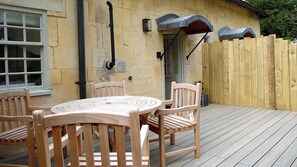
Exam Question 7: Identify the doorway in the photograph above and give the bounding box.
[164,34,184,100]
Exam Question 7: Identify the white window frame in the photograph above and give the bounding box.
[0,5,50,96]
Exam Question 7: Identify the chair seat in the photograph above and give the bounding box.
[148,115,196,134]
[0,125,28,144]
[74,152,149,167]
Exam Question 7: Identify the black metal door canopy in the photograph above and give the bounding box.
[156,14,213,60]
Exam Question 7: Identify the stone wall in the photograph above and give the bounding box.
[0,0,261,105]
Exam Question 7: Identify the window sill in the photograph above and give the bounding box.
[30,89,51,96]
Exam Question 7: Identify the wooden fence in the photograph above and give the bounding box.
[202,35,297,111]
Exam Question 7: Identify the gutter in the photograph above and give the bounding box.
[228,0,268,18]
[75,0,87,99]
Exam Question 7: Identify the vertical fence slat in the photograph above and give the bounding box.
[239,39,246,106]
[257,37,265,108]
[267,35,276,109]
[233,39,240,106]
[244,38,252,106]
[219,42,224,104]
[228,40,235,105]
[223,40,229,104]
[263,37,271,109]
[290,43,297,111]
[251,38,258,107]
[282,40,291,110]
[202,44,210,95]
[208,42,213,103]
[211,41,219,103]
[274,38,284,109]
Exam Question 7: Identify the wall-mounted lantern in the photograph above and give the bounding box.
[142,18,152,32]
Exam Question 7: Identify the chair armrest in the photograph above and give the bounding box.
[29,105,51,112]
[0,115,33,122]
[162,100,173,106]
[155,105,198,116]
[29,106,53,115]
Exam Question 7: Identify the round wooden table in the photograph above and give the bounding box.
[52,96,161,151]
[51,96,162,117]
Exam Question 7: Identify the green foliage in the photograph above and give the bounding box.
[247,0,297,40]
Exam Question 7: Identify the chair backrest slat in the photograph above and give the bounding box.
[114,126,126,167]
[34,110,143,167]
[99,124,110,166]
[83,123,95,167]
[52,126,64,167]
[8,97,17,129]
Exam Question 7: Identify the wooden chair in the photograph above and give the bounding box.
[0,89,76,167]
[148,82,202,167]
[0,89,52,167]
[91,81,126,97]
[34,109,150,167]
[91,81,128,150]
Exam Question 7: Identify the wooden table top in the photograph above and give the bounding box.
[51,96,162,115]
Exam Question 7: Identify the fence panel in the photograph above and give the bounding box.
[203,35,296,111]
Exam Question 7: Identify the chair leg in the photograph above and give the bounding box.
[194,128,200,158]
[28,142,35,167]
[159,131,166,167]
[27,123,35,167]
[170,133,175,145]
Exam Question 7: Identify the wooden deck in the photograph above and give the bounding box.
[151,104,297,167]
[1,104,297,166]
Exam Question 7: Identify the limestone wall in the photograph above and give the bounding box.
[0,0,261,105]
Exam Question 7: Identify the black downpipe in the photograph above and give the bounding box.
[76,0,86,99]
[106,1,115,70]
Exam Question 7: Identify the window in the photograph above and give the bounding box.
[0,5,50,95]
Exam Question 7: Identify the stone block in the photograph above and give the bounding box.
[57,19,78,48]
[114,25,123,49]
[54,47,78,69]
[123,0,154,13]
[64,0,77,23]
[146,30,164,52]
[61,69,79,84]
[102,25,111,49]
[50,69,62,85]
[51,84,79,104]
[130,65,156,79]
[48,17,58,47]
[114,8,132,29]
[87,67,98,82]
[133,50,154,66]
[155,0,171,14]
[85,23,103,49]
[88,1,109,24]
[117,47,133,60]
[122,27,146,51]
[48,46,54,69]
[91,48,110,68]
[85,48,92,68]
